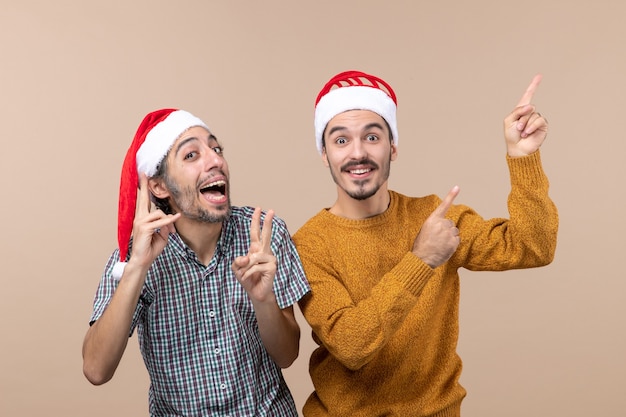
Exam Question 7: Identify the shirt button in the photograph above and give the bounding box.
[208,310,216,318]
[214,348,221,355]
[220,383,226,390]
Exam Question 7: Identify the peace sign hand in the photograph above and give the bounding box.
[412,186,461,269]
[128,174,180,271]
[504,74,549,157]
[232,208,278,303]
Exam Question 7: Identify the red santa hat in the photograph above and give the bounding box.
[112,108,208,279]
[314,70,398,155]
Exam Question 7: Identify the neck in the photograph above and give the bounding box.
[329,186,391,220]
[174,217,223,265]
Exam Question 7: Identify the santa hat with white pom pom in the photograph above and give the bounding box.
[112,108,208,279]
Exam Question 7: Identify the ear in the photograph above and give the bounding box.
[148,177,170,199]
[321,147,330,167]
[390,142,398,162]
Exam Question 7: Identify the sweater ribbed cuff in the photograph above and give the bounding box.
[506,150,548,188]
[392,252,434,297]
[432,400,462,417]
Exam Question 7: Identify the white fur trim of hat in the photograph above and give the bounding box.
[313,70,398,155]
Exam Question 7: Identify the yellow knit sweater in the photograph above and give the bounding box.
[293,151,558,417]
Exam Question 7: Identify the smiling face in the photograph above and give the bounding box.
[322,110,397,202]
[150,126,231,223]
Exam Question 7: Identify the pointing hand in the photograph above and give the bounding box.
[504,74,549,157]
[129,174,180,269]
[412,186,461,269]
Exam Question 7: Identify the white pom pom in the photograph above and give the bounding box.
[112,261,127,281]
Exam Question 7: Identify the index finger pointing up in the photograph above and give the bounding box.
[260,209,274,252]
[250,207,262,244]
[137,173,152,216]
[433,185,460,218]
[516,74,543,107]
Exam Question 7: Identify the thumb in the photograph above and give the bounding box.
[432,186,460,218]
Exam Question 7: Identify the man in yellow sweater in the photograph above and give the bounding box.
[292,70,558,417]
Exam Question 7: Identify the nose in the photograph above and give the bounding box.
[202,146,224,171]
[349,138,367,160]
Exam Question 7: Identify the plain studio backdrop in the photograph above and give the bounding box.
[1,1,624,416]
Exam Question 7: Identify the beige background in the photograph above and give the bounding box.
[1,1,624,416]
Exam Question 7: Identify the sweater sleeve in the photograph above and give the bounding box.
[450,150,559,270]
[294,223,434,371]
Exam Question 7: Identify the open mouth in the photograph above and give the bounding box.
[342,159,377,177]
[200,179,227,201]
[349,168,372,175]
[344,166,375,178]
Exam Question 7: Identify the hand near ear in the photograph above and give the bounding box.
[128,174,180,270]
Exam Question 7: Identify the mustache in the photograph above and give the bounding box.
[197,169,228,187]
[341,159,379,171]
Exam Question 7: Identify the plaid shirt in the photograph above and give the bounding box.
[90,206,310,416]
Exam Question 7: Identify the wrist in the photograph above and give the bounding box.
[250,290,278,308]
[119,258,150,283]
[506,146,528,158]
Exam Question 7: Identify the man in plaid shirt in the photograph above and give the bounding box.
[83,108,310,416]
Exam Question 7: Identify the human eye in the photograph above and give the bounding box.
[335,137,347,145]
[184,150,198,160]
[211,146,223,155]
[365,134,379,142]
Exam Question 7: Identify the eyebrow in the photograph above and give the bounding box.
[173,134,218,157]
[326,122,386,138]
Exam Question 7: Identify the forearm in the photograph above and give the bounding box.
[302,253,432,370]
[456,151,558,270]
[506,151,558,263]
[253,300,300,368]
[82,262,147,384]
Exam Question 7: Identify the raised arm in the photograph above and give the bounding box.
[82,174,179,385]
[452,75,557,270]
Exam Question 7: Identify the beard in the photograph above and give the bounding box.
[165,174,231,223]
[329,155,392,201]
